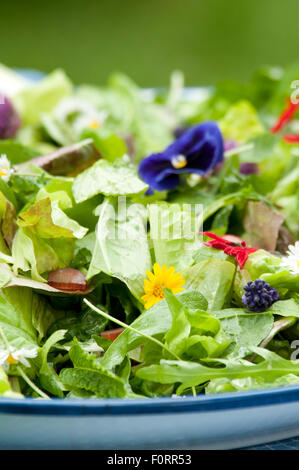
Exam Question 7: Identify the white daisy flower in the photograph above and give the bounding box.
[72,111,107,136]
[0,347,38,368]
[54,97,107,136]
[281,242,299,274]
[0,154,12,182]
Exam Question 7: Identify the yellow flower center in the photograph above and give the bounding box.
[6,354,18,364]
[0,166,8,176]
[297,260,299,269]
[89,121,100,129]
[152,284,164,300]
[171,154,187,169]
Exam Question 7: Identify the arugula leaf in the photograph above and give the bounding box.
[101,290,208,369]
[39,330,67,397]
[136,347,299,393]
[163,289,191,357]
[60,338,127,398]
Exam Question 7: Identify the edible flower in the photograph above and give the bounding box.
[202,232,258,269]
[242,279,279,312]
[138,122,224,191]
[271,99,299,143]
[0,347,38,368]
[142,263,185,310]
[281,241,299,274]
[0,95,21,139]
[0,154,12,182]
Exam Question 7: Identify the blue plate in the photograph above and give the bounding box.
[1,386,299,449]
[1,70,298,450]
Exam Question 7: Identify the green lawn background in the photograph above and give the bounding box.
[1,0,298,86]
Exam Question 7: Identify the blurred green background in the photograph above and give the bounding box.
[1,0,298,87]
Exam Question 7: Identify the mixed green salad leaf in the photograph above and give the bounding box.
[0,63,298,400]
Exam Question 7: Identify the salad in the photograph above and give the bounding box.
[0,63,298,400]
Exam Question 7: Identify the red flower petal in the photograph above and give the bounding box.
[202,232,258,269]
[271,100,299,134]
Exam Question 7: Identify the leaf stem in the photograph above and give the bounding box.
[16,365,50,400]
[83,298,181,361]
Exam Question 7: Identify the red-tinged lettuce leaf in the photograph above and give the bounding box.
[18,197,88,239]
[27,139,101,176]
[0,191,17,249]
[243,201,285,251]
[0,262,93,296]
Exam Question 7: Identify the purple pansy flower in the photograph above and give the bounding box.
[138,121,224,191]
[0,95,22,139]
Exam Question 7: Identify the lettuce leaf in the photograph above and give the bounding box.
[149,202,202,272]
[219,101,264,142]
[182,259,236,310]
[14,69,73,125]
[0,287,43,350]
[87,199,151,298]
[18,197,88,239]
[72,157,148,203]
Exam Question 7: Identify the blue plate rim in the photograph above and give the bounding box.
[1,384,299,416]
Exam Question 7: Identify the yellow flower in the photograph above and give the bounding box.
[141,263,185,310]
